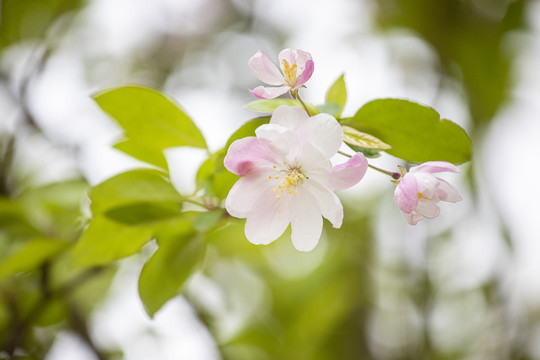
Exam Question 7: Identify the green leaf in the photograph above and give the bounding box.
[317,103,342,117]
[0,238,70,278]
[344,99,472,164]
[348,146,382,159]
[71,216,156,268]
[245,99,319,115]
[225,117,269,148]
[325,74,347,117]
[93,85,207,167]
[104,202,181,225]
[193,209,225,232]
[113,139,169,171]
[341,125,392,150]
[138,221,206,317]
[89,169,182,215]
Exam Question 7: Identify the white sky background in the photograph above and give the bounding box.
[2,0,539,358]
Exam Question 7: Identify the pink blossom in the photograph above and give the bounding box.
[248,49,314,99]
[393,161,462,225]
[224,106,367,251]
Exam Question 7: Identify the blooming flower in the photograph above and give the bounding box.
[393,161,462,225]
[224,106,367,251]
[248,49,314,99]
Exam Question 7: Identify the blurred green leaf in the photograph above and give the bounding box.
[193,209,225,232]
[113,138,169,171]
[104,202,181,225]
[89,169,181,215]
[317,103,342,117]
[93,86,207,168]
[325,74,347,117]
[71,216,155,268]
[0,198,40,241]
[342,125,392,150]
[225,117,269,148]
[344,99,471,164]
[0,238,70,277]
[138,221,205,317]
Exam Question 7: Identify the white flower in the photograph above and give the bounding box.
[224,106,367,251]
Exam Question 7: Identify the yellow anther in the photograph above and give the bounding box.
[274,175,279,179]
[272,165,277,169]
[417,192,431,200]
[268,175,272,179]
[276,194,282,199]
[281,60,298,85]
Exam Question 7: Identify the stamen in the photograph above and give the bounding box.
[281,60,298,86]
[273,167,305,200]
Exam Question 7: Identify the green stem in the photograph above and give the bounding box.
[337,151,401,179]
[296,94,312,116]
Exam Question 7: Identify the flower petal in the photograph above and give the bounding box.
[225,172,275,218]
[435,178,462,203]
[413,172,440,199]
[248,51,285,86]
[249,85,291,99]
[401,211,425,226]
[269,105,309,130]
[244,191,293,245]
[255,124,299,161]
[304,179,343,228]
[224,137,276,176]
[290,192,323,251]
[415,199,440,218]
[329,153,368,190]
[295,113,343,158]
[293,59,314,89]
[411,161,460,174]
[394,173,418,213]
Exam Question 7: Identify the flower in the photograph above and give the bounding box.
[393,161,462,225]
[224,106,367,251]
[248,49,314,99]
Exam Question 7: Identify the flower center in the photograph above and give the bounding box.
[269,165,305,200]
[417,192,431,200]
[281,59,298,86]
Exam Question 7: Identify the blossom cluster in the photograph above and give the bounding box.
[224,49,462,251]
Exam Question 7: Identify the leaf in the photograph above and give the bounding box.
[71,216,156,268]
[317,103,342,117]
[89,169,182,215]
[342,125,392,150]
[344,99,472,164]
[93,85,207,167]
[225,117,269,148]
[104,202,181,225]
[245,99,319,115]
[138,221,205,317]
[0,238,70,278]
[193,209,225,232]
[325,74,347,117]
[113,139,169,171]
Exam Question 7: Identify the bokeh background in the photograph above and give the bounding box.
[1,0,540,359]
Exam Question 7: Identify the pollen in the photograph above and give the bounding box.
[281,59,298,86]
[273,167,305,200]
[417,192,431,200]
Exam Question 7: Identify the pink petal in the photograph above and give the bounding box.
[244,190,293,245]
[329,153,368,190]
[224,137,276,176]
[255,124,300,160]
[394,173,418,213]
[290,192,323,251]
[295,112,343,158]
[248,51,285,86]
[413,172,440,199]
[402,211,425,226]
[415,199,440,219]
[435,178,462,203]
[304,179,343,228]
[278,48,296,67]
[225,173,275,218]
[249,85,291,99]
[411,161,460,174]
[293,59,314,89]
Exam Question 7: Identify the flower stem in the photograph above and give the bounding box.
[291,91,312,116]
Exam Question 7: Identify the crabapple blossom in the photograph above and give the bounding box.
[224,106,367,251]
[248,49,314,99]
[393,161,462,225]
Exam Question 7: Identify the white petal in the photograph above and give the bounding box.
[295,113,343,158]
[401,211,425,226]
[248,51,285,86]
[244,191,293,245]
[249,85,290,99]
[290,192,323,251]
[435,178,462,203]
[270,105,309,130]
[304,179,343,228]
[411,161,460,174]
[255,124,299,161]
[225,172,275,218]
[415,198,441,219]
[413,172,439,199]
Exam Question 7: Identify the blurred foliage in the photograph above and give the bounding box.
[0,0,535,359]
